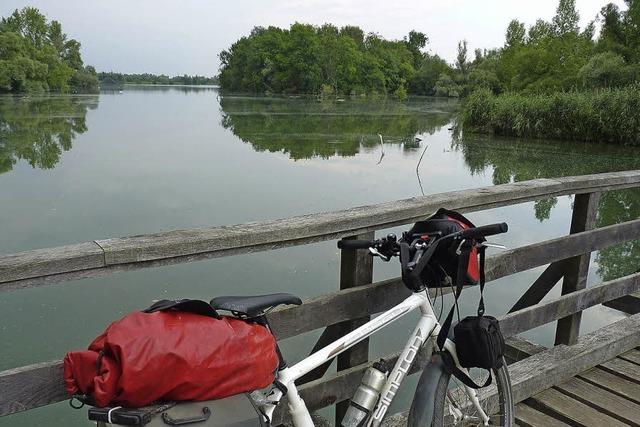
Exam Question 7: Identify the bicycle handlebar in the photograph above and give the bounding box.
[337,239,375,250]
[336,222,508,252]
[459,222,508,240]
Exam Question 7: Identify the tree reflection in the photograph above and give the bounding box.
[454,133,640,281]
[219,95,457,160]
[0,95,98,174]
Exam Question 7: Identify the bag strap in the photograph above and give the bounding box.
[477,245,486,316]
[143,299,221,319]
[440,351,492,389]
[436,240,471,351]
[436,241,493,389]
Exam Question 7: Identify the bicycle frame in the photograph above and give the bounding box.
[258,290,490,427]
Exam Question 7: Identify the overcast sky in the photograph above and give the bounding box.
[0,0,627,76]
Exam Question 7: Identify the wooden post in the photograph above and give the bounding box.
[554,192,601,346]
[335,232,374,424]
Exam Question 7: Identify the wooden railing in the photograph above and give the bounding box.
[1,171,640,424]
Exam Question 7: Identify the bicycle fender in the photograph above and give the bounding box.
[407,353,448,427]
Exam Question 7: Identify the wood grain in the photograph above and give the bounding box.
[515,403,572,427]
[527,387,627,427]
[554,376,640,425]
[555,192,600,345]
[500,272,640,338]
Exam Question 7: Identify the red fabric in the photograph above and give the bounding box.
[446,216,480,283]
[64,311,279,407]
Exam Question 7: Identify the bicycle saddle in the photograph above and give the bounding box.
[210,293,302,317]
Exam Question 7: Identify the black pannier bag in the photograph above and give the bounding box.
[454,315,505,370]
[406,209,506,389]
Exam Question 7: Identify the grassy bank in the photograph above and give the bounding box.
[462,86,640,145]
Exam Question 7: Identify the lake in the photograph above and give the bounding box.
[1,87,639,426]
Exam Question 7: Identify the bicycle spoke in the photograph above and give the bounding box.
[442,370,505,427]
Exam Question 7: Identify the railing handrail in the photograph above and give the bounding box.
[2,170,640,289]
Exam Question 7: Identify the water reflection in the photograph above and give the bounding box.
[455,134,640,281]
[219,95,457,160]
[0,95,98,174]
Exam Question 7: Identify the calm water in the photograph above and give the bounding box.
[1,87,639,426]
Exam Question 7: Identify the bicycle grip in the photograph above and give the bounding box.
[460,222,508,239]
[337,239,374,250]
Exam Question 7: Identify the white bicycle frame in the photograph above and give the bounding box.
[258,290,491,427]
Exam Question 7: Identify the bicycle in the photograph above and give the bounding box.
[90,220,514,427]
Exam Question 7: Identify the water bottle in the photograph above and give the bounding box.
[340,360,388,427]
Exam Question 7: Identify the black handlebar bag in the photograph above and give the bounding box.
[404,208,485,289]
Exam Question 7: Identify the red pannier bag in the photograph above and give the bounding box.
[405,208,483,288]
[63,300,279,408]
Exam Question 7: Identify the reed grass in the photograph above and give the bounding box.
[462,85,640,145]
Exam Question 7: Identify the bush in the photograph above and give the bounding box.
[578,52,630,88]
[394,85,408,101]
[462,85,640,145]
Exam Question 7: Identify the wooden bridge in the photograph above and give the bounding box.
[1,171,640,426]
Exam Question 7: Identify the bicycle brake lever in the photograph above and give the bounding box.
[479,242,507,250]
[369,247,391,261]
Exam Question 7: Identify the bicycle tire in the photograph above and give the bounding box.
[417,357,514,426]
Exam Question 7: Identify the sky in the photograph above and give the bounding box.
[0,0,628,76]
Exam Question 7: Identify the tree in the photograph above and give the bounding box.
[578,51,629,87]
[553,0,580,35]
[456,40,469,79]
[0,7,97,93]
[505,20,526,49]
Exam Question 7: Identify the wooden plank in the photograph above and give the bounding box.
[604,291,640,314]
[619,349,640,365]
[528,388,628,427]
[578,367,640,405]
[600,357,640,384]
[484,218,640,282]
[267,277,411,340]
[3,171,640,287]
[485,313,640,407]
[555,192,601,345]
[335,232,374,424]
[0,360,66,417]
[0,242,105,287]
[508,261,566,313]
[515,403,572,427]
[500,272,640,338]
[504,336,547,364]
[4,216,640,295]
[555,376,640,425]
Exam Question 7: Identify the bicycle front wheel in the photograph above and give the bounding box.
[420,357,514,426]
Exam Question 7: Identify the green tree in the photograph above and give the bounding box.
[578,51,629,87]
[0,7,98,93]
[505,20,526,49]
[553,0,580,35]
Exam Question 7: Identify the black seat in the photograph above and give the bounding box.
[210,293,302,317]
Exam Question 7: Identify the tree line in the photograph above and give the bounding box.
[218,24,434,98]
[218,0,640,97]
[0,7,218,94]
[98,72,218,86]
[0,7,99,93]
